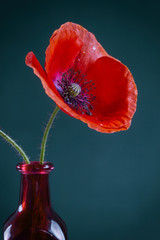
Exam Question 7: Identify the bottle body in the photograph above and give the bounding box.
[4,208,67,240]
[3,162,67,240]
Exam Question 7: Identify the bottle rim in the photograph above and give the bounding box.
[16,161,54,174]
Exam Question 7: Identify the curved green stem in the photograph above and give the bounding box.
[40,106,59,164]
[0,130,30,164]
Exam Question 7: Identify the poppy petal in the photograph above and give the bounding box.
[82,56,138,132]
[25,52,58,101]
[45,22,108,86]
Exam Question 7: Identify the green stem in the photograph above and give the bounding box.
[40,106,59,164]
[0,130,30,164]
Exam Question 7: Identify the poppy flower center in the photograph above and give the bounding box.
[57,68,96,115]
[68,83,81,97]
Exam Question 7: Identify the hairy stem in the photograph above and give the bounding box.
[0,130,30,164]
[40,106,59,164]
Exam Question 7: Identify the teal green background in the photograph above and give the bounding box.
[0,0,160,239]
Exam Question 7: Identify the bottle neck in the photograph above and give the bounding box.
[19,173,51,210]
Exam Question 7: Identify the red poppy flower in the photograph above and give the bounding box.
[25,22,137,133]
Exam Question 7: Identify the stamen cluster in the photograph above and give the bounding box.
[57,69,95,115]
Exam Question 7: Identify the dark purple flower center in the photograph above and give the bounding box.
[57,68,95,115]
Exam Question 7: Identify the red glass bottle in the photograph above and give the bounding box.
[3,161,68,240]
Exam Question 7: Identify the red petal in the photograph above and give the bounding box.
[25,52,47,82]
[83,56,138,132]
[25,52,58,101]
[45,22,108,83]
